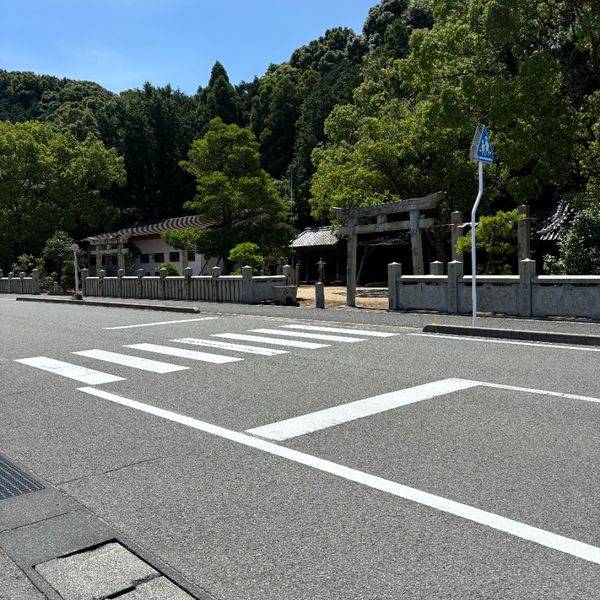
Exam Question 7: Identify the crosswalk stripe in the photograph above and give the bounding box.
[73,350,187,373]
[213,333,329,350]
[173,338,288,356]
[126,343,242,364]
[15,357,124,385]
[249,328,364,343]
[282,325,397,337]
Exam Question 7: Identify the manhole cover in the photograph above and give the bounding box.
[0,455,44,500]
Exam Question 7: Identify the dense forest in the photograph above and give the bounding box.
[1,0,599,273]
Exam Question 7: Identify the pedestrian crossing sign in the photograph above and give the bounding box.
[470,126,494,164]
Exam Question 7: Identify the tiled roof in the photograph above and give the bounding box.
[537,201,575,242]
[84,215,209,243]
[290,227,339,248]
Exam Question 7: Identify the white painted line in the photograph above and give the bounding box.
[213,333,329,350]
[173,338,288,356]
[103,317,218,330]
[409,333,600,352]
[78,386,600,566]
[247,379,479,440]
[283,324,397,337]
[126,343,242,364]
[474,380,600,405]
[15,357,124,385]
[249,328,364,343]
[73,350,187,373]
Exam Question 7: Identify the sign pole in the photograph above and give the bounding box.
[471,160,483,327]
[71,244,80,295]
[469,125,494,328]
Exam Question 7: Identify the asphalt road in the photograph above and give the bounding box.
[2,297,600,599]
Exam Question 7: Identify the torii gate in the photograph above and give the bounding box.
[333,191,445,307]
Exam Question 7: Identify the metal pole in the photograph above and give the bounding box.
[471,160,484,326]
[73,249,79,295]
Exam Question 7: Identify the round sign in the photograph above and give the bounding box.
[71,243,79,252]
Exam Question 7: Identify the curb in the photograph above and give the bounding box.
[15,297,201,314]
[422,324,600,347]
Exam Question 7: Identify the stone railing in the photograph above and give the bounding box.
[0,269,40,294]
[81,265,297,305]
[388,260,600,320]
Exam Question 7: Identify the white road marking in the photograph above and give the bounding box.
[410,333,600,352]
[103,317,217,330]
[73,350,187,373]
[126,343,242,364]
[474,380,600,405]
[246,379,479,440]
[283,324,398,337]
[15,357,124,385]
[173,338,288,356]
[78,386,600,566]
[213,333,329,349]
[249,328,364,343]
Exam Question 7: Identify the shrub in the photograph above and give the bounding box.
[158,262,181,276]
[558,208,600,275]
[228,242,264,272]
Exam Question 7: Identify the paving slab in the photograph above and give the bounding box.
[35,542,159,600]
[119,576,195,599]
[0,547,45,600]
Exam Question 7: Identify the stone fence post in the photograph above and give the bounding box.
[241,266,254,304]
[31,269,40,294]
[184,267,193,301]
[315,282,325,309]
[518,258,535,317]
[137,269,144,299]
[387,262,402,311]
[159,268,167,300]
[282,264,292,286]
[447,261,464,314]
[81,269,89,296]
[19,271,25,294]
[117,268,124,298]
[211,266,222,302]
[430,261,444,276]
[98,269,106,297]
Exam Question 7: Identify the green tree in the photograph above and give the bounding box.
[228,242,264,273]
[106,83,198,223]
[197,62,242,129]
[177,118,292,272]
[548,208,600,274]
[41,230,74,281]
[456,209,522,274]
[0,121,124,268]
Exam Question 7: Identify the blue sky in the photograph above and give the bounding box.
[1,0,377,94]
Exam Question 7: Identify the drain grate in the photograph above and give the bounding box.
[0,455,44,500]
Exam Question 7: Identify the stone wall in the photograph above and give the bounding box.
[81,265,297,305]
[0,270,39,294]
[388,260,600,320]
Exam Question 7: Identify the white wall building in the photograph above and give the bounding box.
[84,215,216,276]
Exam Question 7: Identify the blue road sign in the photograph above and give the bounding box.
[476,126,494,164]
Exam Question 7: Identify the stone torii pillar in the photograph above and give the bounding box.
[409,210,424,276]
[345,219,358,306]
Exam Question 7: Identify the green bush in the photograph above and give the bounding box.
[557,208,600,275]
[228,242,264,272]
[158,262,181,276]
[456,209,522,274]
